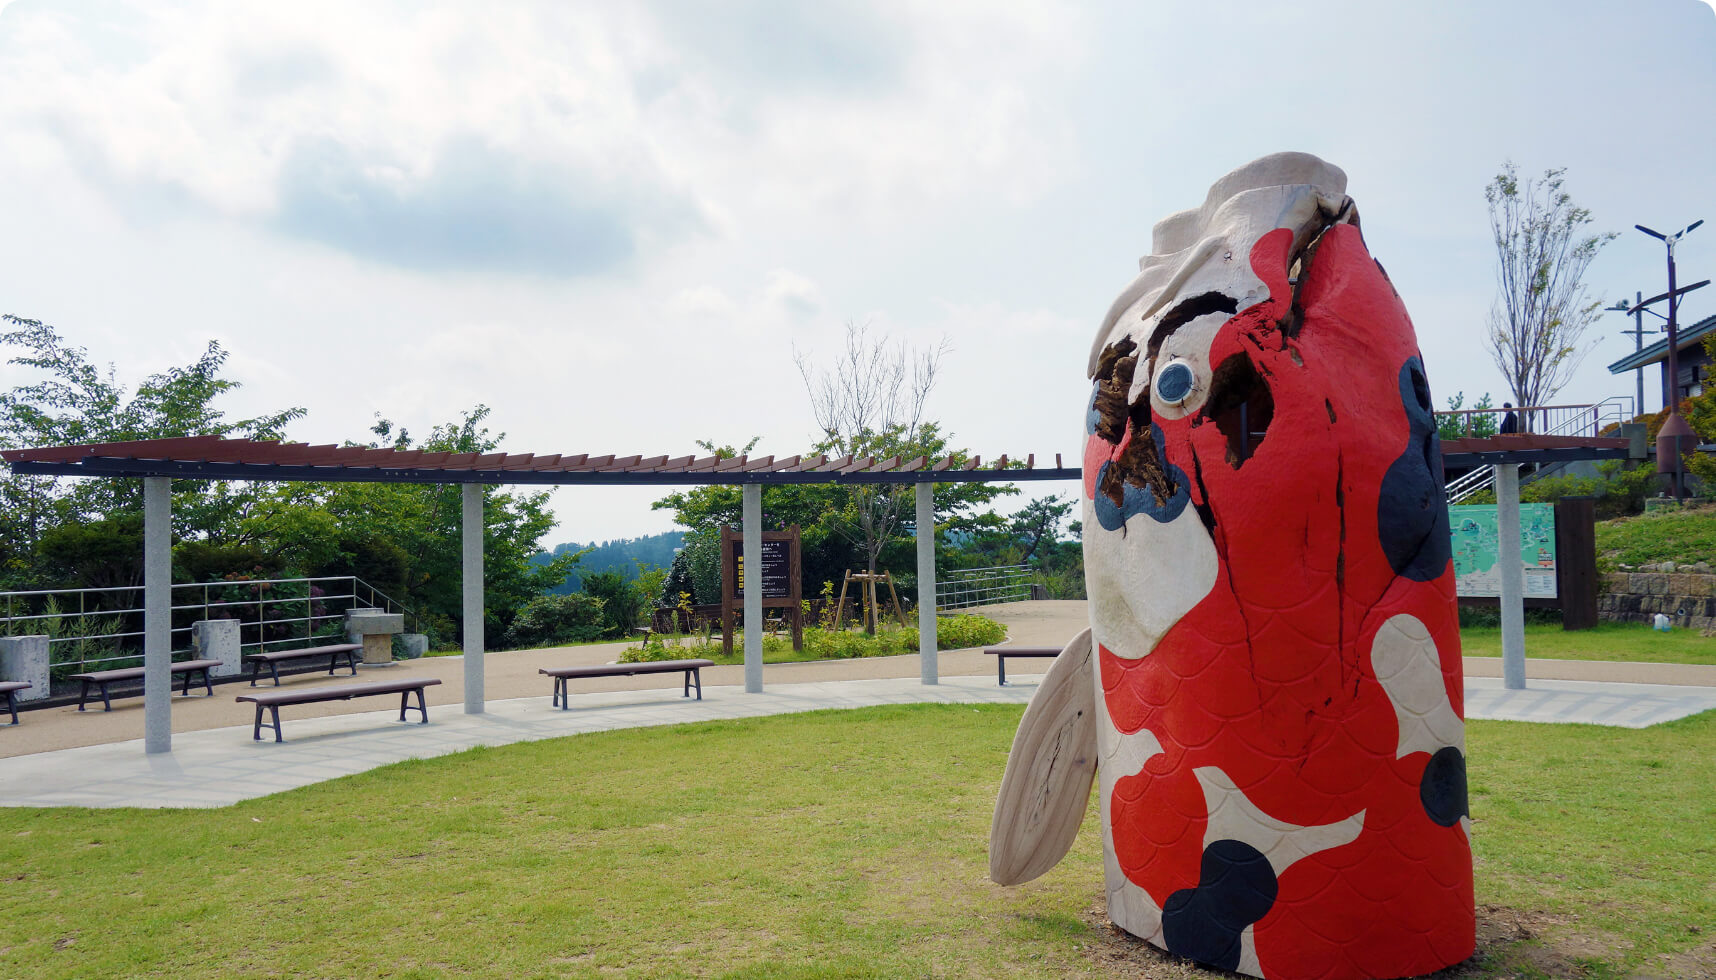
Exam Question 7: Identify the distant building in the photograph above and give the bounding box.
[1607,312,1714,409]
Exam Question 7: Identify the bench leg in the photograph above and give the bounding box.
[202,667,214,697]
[100,682,113,712]
[77,679,91,711]
[399,689,429,724]
[270,705,282,742]
[249,661,261,686]
[5,690,16,726]
[345,650,358,675]
[683,670,691,698]
[327,653,338,676]
[270,661,282,686]
[691,668,704,700]
[555,677,568,711]
[179,669,190,696]
[998,656,1007,686]
[252,704,264,740]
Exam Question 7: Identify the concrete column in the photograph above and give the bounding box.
[742,482,763,694]
[191,619,242,677]
[916,482,937,685]
[143,476,172,754]
[462,483,485,713]
[1494,463,1526,690]
[0,635,49,701]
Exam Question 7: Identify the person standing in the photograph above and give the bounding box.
[1499,402,1519,434]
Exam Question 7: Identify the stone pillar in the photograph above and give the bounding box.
[1494,463,1526,690]
[143,475,172,754]
[191,619,242,677]
[0,635,49,701]
[916,482,937,685]
[346,610,405,665]
[462,483,485,714]
[743,482,763,694]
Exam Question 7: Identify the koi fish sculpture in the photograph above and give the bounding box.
[990,153,1473,979]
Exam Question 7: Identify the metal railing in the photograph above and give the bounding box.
[937,564,1032,610]
[0,576,422,678]
[1439,397,1636,503]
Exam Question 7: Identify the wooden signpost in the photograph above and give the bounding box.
[720,524,803,655]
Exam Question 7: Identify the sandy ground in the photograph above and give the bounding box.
[4,599,1711,759]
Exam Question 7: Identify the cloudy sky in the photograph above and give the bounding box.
[2,0,1713,546]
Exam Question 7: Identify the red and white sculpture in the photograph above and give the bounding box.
[991,152,1473,980]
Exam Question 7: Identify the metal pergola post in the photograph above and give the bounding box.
[742,483,762,694]
[462,483,485,713]
[143,476,172,754]
[916,482,937,685]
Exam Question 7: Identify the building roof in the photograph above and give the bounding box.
[1,436,1080,485]
[1606,313,1716,375]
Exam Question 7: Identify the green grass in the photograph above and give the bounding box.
[2,705,1713,978]
[1595,507,1716,571]
[1460,621,1716,666]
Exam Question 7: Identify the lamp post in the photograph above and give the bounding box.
[1635,220,1703,499]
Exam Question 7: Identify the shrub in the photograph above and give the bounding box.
[505,593,606,649]
[905,613,1008,651]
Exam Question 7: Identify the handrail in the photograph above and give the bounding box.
[1439,396,1638,502]
[0,575,425,682]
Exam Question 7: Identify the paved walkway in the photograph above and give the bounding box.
[4,670,1715,809]
[3,602,1712,809]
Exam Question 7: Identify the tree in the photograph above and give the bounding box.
[1010,494,1073,563]
[1483,164,1616,428]
[1,314,305,589]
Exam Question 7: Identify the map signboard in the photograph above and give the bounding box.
[1449,503,1557,598]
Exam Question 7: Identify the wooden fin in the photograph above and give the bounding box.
[989,628,1097,886]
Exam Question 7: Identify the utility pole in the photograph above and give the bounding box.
[1604,292,1650,415]
[1635,220,1704,499]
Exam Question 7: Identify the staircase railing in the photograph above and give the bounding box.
[1439,397,1637,503]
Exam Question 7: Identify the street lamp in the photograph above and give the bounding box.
[1635,220,1703,499]
[1603,294,1649,417]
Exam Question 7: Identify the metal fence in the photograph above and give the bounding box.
[936,564,1032,610]
[0,576,421,677]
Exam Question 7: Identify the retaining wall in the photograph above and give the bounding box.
[1598,562,1716,632]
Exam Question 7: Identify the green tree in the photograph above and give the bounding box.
[1483,164,1617,426]
[1,314,305,589]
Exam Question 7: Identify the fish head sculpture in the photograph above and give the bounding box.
[993,152,1473,980]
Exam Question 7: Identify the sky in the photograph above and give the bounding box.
[2,0,1713,547]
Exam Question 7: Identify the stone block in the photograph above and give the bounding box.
[345,609,404,637]
[192,619,242,676]
[397,634,428,659]
[0,635,50,701]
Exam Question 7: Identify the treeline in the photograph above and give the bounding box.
[0,316,574,646]
[534,532,684,593]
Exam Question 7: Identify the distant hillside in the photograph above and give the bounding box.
[533,530,685,594]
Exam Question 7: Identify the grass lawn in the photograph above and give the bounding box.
[1460,621,1716,666]
[1595,507,1716,572]
[2,705,1712,979]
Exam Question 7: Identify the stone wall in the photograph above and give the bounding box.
[1598,561,1716,632]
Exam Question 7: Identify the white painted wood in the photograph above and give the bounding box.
[990,628,1096,885]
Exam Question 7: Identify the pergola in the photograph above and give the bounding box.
[3,431,1632,755]
[2,436,1079,754]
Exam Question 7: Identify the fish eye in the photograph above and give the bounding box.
[1154,361,1195,405]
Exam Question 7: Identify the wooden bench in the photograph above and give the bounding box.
[984,647,1061,686]
[540,658,715,710]
[69,659,223,711]
[243,643,363,686]
[0,681,31,725]
[235,677,443,742]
